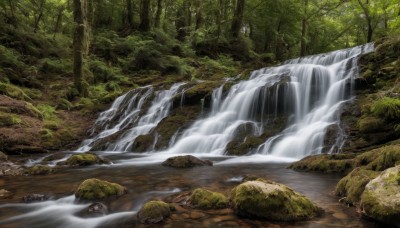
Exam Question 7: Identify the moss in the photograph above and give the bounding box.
[25,102,42,118]
[137,201,171,224]
[288,154,356,174]
[65,153,111,167]
[226,136,264,156]
[25,165,54,175]
[371,97,400,121]
[36,104,57,120]
[189,188,228,209]
[230,180,320,221]
[75,178,126,201]
[358,117,385,133]
[39,128,53,140]
[0,82,31,101]
[360,165,400,226]
[364,145,400,171]
[161,155,212,168]
[0,112,22,126]
[335,168,379,204]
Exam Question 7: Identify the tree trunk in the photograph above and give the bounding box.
[34,0,46,33]
[300,0,308,57]
[194,0,202,30]
[176,4,187,41]
[140,0,151,32]
[53,7,64,39]
[357,0,373,42]
[155,0,162,28]
[231,0,245,38]
[73,0,86,96]
[127,0,133,27]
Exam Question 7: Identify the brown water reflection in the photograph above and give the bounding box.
[0,156,382,227]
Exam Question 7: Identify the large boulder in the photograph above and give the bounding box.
[162,155,212,168]
[230,179,320,221]
[188,188,228,209]
[25,165,54,175]
[62,153,111,167]
[360,165,400,226]
[137,201,171,224]
[335,168,380,205]
[75,178,126,201]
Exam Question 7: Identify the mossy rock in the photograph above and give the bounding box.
[75,178,126,201]
[335,168,379,205]
[226,135,264,156]
[0,112,22,126]
[360,165,400,226]
[358,117,385,133]
[288,154,356,174]
[64,153,111,167]
[137,201,171,224]
[230,179,320,221]
[189,188,228,209]
[356,145,400,171]
[132,134,154,152]
[25,165,54,175]
[162,155,212,168]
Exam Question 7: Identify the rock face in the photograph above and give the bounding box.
[162,155,212,168]
[335,168,379,205]
[25,165,54,175]
[0,189,13,199]
[189,188,228,209]
[63,153,111,167]
[75,178,126,201]
[137,201,171,224]
[85,202,108,217]
[360,165,400,226]
[230,179,320,221]
[22,194,50,203]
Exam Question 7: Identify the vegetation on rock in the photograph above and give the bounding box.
[63,153,111,167]
[25,165,54,175]
[162,155,212,168]
[189,188,228,209]
[360,165,400,226]
[75,178,126,201]
[137,201,171,224]
[230,179,320,221]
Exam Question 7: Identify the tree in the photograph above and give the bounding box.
[73,0,86,95]
[231,0,245,38]
[139,0,150,32]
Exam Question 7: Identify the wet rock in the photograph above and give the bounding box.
[22,194,50,203]
[0,161,24,176]
[84,202,108,217]
[162,155,212,168]
[230,179,321,221]
[226,135,264,156]
[322,124,340,153]
[190,211,206,219]
[42,153,66,162]
[335,168,380,205]
[288,154,356,174]
[132,134,154,152]
[360,165,400,226]
[75,178,126,201]
[137,200,171,224]
[0,151,8,161]
[25,165,54,175]
[0,189,13,199]
[189,188,228,209]
[61,152,111,167]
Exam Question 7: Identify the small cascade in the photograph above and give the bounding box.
[166,43,374,158]
[77,43,373,160]
[77,83,185,152]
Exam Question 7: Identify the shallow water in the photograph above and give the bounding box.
[0,155,381,227]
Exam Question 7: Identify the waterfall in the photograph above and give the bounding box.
[77,43,374,160]
[166,43,374,158]
[77,83,186,152]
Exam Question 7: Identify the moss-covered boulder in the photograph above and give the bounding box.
[75,178,126,201]
[162,155,212,168]
[64,153,111,167]
[137,201,171,224]
[288,154,356,174]
[360,145,400,171]
[335,168,380,205]
[189,188,228,209]
[25,165,54,175]
[230,179,320,221]
[132,134,154,152]
[360,165,400,226]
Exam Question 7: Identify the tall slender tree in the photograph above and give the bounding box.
[139,0,150,32]
[73,0,86,95]
[231,0,245,38]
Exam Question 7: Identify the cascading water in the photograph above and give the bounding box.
[166,43,374,158]
[77,43,373,160]
[77,83,186,152]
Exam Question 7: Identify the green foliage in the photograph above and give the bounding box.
[371,97,400,120]
[189,188,228,209]
[0,112,22,126]
[358,117,385,133]
[36,104,57,120]
[0,82,32,101]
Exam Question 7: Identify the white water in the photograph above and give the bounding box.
[166,43,374,158]
[77,83,185,152]
[78,43,374,161]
